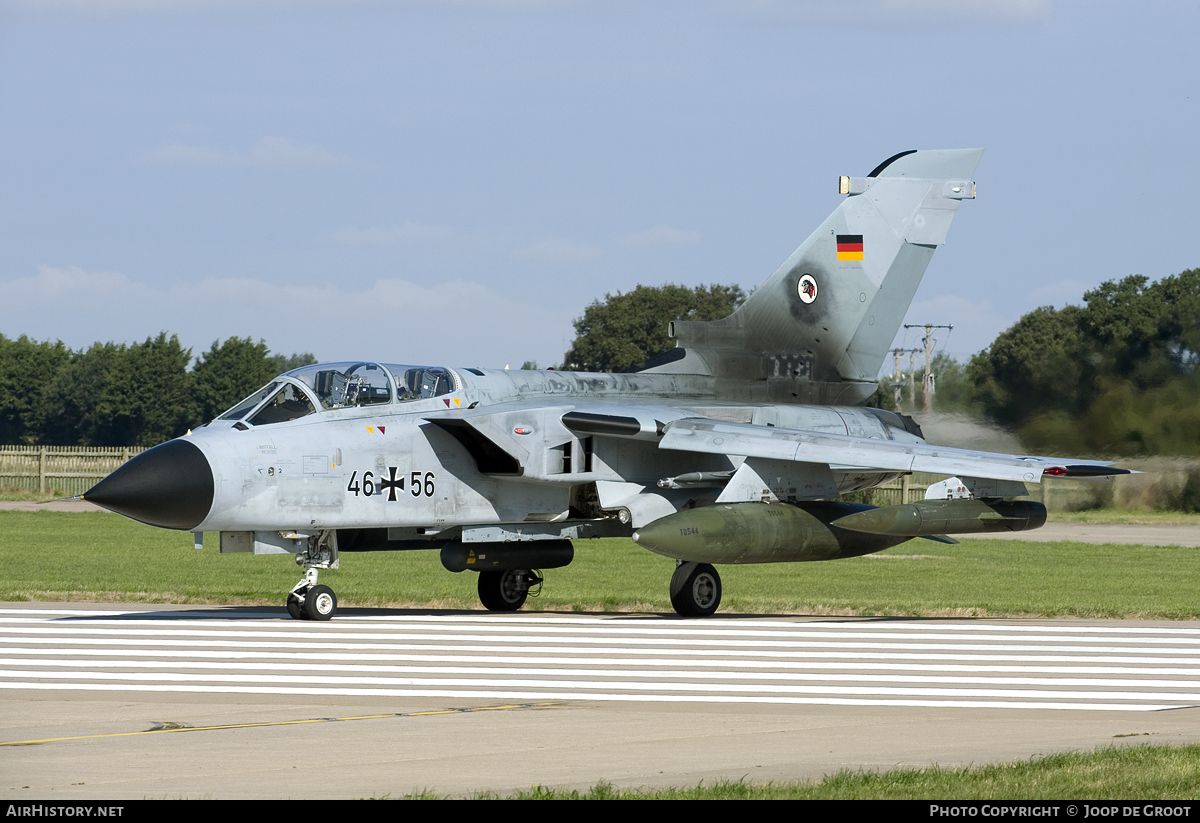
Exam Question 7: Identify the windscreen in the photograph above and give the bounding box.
[218,382,281,420]
[246,383,317,426]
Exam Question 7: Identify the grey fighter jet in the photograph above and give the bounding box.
[84,148,1127,620]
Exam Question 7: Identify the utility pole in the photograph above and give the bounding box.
[903,323,953,414]
[890,347,922,410]
[909,351,917,408]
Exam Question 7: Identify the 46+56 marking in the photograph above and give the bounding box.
[347,468,435,501]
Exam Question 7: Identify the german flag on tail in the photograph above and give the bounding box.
[836,234,863,261]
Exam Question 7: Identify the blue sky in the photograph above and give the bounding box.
[1,0,1196,371]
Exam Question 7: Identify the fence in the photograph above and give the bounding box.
[851,472,942,506]
[862,473,1090,508]
[2,445,1195,511]
[0,446,147,497]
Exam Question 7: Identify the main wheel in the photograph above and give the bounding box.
[478,570,528,612]
[286,591,306,620]
[670,562,722,617]
[303,584,337,621]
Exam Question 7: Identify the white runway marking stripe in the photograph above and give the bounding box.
[5,626,1200,656]
[5,666,1200,704]
[7,657,1200,690]
[0,681,1177,711]
[3,615,1200,645]
[8,635,1200,666]
[9,607,1200,638]
[4,608,1200,710]
[8,646,1200,675]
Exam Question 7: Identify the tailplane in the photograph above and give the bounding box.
[651,148,983,404]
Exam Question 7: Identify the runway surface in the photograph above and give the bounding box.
[6,606,1200,710]
[5,603,1200,798]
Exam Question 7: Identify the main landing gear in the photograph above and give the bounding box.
[670,561,722,617]
[477,569,542,612]
[440,540,568,614]
[286,531,339,621]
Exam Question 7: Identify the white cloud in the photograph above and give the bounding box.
[327,222,455,245]
[144,143,229,166]
[13,0,1049,17]
[8,0,579,14]
[617,224,701,247]
[515,237,600,261]
[880,0,1047,21]
[2,265,574,369]
[6,264,139,299]
[720,0,1049,28]
[145,137,350,170]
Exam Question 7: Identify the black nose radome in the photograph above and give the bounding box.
[84,439,214,530]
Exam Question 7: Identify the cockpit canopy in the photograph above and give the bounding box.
[294,362,392,409]
[216,362,457,427]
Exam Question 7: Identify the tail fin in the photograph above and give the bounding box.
[660,148,983,404]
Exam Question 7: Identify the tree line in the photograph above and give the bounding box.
[964,267,1200,456]
[874,268,1200,458]
[4,268,1199,455]
[0,334,313,447]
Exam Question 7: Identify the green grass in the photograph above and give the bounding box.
[4,510,1200,618]
[0,490,58,502]
[446,744,1200,799]
[1048,509,1200,525]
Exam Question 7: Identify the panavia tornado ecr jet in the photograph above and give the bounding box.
[83,148,1128,620]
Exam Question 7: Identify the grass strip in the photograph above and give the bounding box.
[408,744,1200,799]
[1048,510,1200,525]
[3,511,1200,618]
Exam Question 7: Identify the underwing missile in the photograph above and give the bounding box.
[632,502,910,564]
[831,498,1047,537]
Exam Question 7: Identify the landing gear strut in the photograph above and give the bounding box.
[286,531,339,621]
[477,569,542,612]
[670,561,722,617]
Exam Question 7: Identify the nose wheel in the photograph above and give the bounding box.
[286,569,338,621]
[303,585,337,620]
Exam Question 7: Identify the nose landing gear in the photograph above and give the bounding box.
[286,531,339,621]
[288,569,338,621]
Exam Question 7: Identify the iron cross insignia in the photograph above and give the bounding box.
[379,467,405,501]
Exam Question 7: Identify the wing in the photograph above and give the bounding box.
[421,400,1129,484]
[659,418,1128,483]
